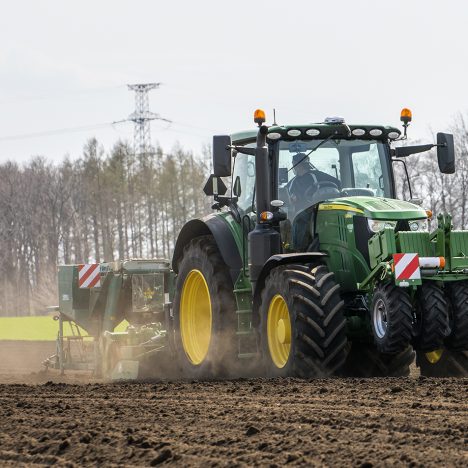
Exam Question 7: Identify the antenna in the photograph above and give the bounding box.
[273,108,277,126]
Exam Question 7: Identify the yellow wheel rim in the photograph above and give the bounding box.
[425,348,444,364]
[267,294,292,368]
[180,269,212,365]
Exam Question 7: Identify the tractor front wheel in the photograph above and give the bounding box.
[259,264,347,377]
[446,281,468,349]
[371,282,413,354]
[417,349,468,377]
[414,282,449,352]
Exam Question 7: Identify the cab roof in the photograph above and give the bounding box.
[231,123,401,145]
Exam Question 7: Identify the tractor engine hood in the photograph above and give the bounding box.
[319,196,427,220]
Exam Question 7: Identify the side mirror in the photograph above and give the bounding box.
[213,135,232,177]
[437,132,455,174]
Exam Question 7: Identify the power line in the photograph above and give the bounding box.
[152,123,209,139]
[0,121,126,142]
[0,119,214,143]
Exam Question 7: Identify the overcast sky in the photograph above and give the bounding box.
[0,0,466,163]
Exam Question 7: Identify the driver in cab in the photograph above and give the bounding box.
[287,153,341,213]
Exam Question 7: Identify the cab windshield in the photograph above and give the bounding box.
[277,139,392,219]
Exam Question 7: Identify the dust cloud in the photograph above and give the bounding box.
[0,341,60,384]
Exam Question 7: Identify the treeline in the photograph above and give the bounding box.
[0,139,211,316]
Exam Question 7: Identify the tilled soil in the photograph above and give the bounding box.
[0,376,466,467]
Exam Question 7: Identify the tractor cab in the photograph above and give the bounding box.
[227,116,453,216]
[231,128,395,215]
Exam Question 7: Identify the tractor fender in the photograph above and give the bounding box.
[252,252,327,325]
[172,215,243,285]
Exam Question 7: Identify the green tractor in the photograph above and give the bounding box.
[171,109,468,378]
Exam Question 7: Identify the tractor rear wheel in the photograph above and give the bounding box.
[173,235,237,379]
[417,349,468,377]
[342,343,414,377]
[446,281,468,349]
[414,282,449,352]
[259,264,347,377]
[371,282,413,354]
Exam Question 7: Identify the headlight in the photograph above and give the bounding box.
[368,219,397,233]
[408,219,429,232]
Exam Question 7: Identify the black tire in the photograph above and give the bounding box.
[417,349,468,377]
[371,282,413,354]
[342,343,414,377]
[173,235,237,379]
[446,281,468,349]
[259,264,347,377]
[414,282,449,351]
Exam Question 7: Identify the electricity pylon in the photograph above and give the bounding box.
[127,83,170,157]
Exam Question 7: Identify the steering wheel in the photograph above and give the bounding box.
[304,180,340,202]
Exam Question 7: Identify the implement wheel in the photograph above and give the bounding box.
[371,282,413,354]
[173,235,237,378]
[417,349,468,377]
[414,282,449,352]
[259,264,347,377]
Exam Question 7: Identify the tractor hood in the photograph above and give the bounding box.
[319,196,427,220]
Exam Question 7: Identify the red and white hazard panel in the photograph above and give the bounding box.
[78,264,101,288]
[393,253,421,285]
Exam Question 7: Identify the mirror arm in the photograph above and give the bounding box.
[392,143,435,158]
[228,145,256,156]
[212,195,238,209]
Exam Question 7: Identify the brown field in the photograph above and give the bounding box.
[0,341,467,466]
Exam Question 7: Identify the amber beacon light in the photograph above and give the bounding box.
[400,108,412,124]
[254,109,266,126]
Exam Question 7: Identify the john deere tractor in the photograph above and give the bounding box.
[171,109,468,378]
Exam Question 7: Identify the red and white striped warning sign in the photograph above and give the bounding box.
[393,253,421,281]
[78,264,101,288]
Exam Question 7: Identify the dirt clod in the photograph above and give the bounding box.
[57,439,70,454]
[390,385,403,393]
[245,425,260,436]
[150,448,172,465]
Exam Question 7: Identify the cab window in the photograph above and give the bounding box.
[232,143,256,213]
